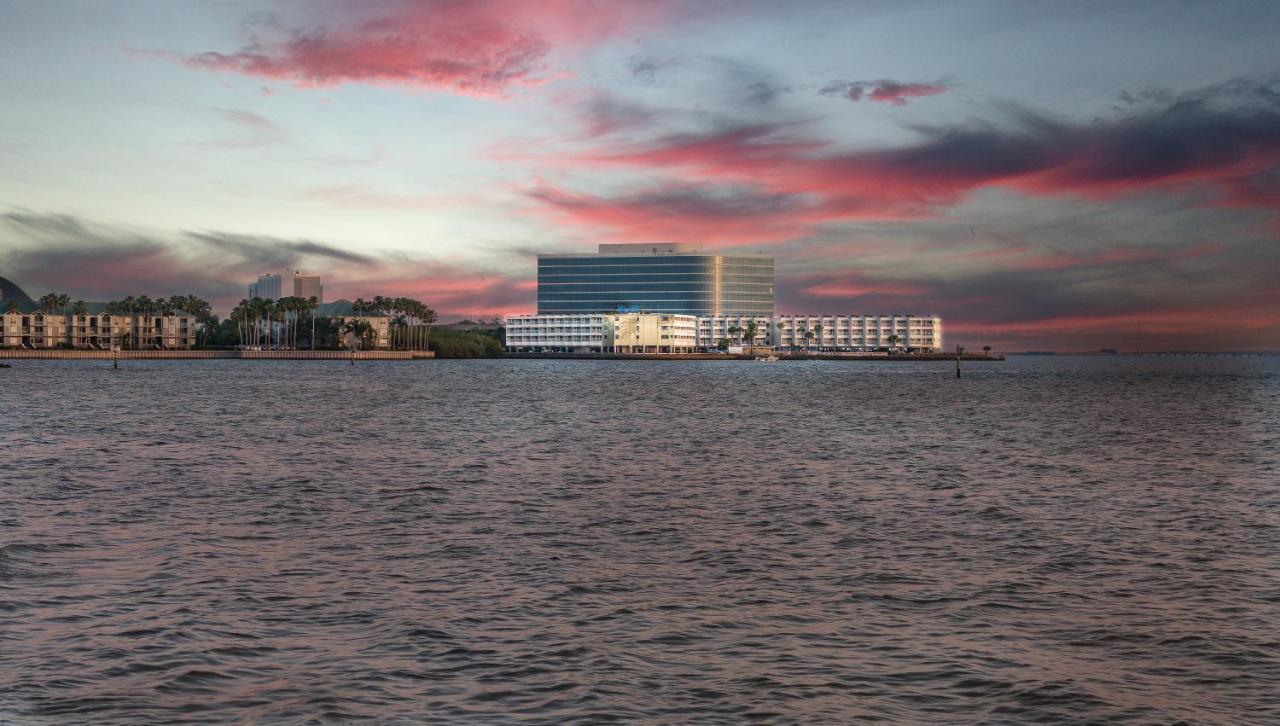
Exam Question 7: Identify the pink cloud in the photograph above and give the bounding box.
[153,0,682,96]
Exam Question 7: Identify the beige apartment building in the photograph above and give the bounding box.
[335,315,392,350]
[604,313,698,353]
[1,311,196,349]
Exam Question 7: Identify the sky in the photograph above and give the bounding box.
[1,0,1278,351]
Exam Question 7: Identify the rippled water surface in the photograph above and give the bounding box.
[2,356,1278,724]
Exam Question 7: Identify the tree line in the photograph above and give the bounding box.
[226,295,437,351]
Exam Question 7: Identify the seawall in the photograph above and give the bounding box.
[503,352,1005,362]
[0,350,435,360]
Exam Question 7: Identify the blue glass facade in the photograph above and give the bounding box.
[537,253,774,316]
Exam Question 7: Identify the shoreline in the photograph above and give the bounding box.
[503,352,1005,362]
[0,349,434,360]
[0,349,1006,362]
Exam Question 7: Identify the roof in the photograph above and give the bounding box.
[316,300,387,317]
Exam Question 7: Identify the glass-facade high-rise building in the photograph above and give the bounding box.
[537,244,774,316]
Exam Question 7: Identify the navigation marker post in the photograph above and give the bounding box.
[955,344,964,378]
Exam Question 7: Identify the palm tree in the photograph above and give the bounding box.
[726,324,742,345]
[3,299,19,314]
[812,323,823,352]
[339,318,374,350]
[886,334,899,354]
[307,296,319,351]
[803,328,814,351]
[744,320,759,347]
[982,345,992,359]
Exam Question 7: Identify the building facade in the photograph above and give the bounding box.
[506,313,942,353]
[2,311,196,349]
[696,314,942,352]
[537,244,774,317]
[335,315,391,350]
[294,274,323,303]
[505,313,699,353]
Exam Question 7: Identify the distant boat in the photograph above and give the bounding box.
[755,355,779,362]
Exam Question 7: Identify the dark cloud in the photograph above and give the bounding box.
[185,230,377,267]
[528,183,817,245]
[570,78,1280,221]
[579,93,656,137]
[0,209,532,316]
[820,79,948,106]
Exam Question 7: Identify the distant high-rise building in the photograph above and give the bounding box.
[293,273,322,303]
[537,243,774,317]
[248,269,322,302]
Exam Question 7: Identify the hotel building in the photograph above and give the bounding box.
[700,314,942,351]
[513,245,943,353]
[507,312,942,353]
[537,244,774,317]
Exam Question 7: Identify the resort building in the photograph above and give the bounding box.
[507,312,943,353]
[697,315,775,347]
[765,315,942,352]
[505,313,699,353]
[537,243,774,317]
[2,310,196,349]
[248,269,323,302]
[605,313,698,353]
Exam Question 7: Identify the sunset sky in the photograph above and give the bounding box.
[2,0,1278,350]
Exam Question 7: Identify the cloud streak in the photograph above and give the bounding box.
[820,79,948,105]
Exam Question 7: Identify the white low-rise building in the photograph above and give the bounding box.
[508,313,941,352]
[768,315,941,352]
[506,313,698,353]
[505,314,606,352]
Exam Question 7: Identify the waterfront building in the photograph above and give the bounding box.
[335,315,391,349]
[248,269,322,302]
[764,314,942,352]
[697,315,775,347]
[605,313,698,353]
[537,243,774,317]
[505,314,605,352]
[508,312,942,352]
[2,309,195,349]
[505,312,699,353]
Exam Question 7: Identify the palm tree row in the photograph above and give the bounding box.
[228,296,319,350]
[352,295,436,351]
